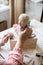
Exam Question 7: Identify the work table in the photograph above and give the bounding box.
[0,19,43,65]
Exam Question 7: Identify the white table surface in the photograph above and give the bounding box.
[0,19,43,64]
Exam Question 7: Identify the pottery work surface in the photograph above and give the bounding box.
[23,37,37,49]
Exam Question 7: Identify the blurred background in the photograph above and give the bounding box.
[0,0,43,31]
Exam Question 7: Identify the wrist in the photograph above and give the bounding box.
[0,39,5,47]
[0,42,4,47]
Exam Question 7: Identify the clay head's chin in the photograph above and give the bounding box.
[20,25,27,31]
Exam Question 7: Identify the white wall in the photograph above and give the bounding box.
[25,0,42,21]
[0,5,11,28]
[0,0,3,4]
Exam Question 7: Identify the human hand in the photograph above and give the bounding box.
[18,27,32,43]
[7,33,14,39]
[2,33,14,45]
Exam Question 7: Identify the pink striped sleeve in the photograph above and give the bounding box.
[8,48,23,65]
[0,48,23,65]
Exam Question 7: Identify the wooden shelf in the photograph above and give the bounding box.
[0,20,7,31]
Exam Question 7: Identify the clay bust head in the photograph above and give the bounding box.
[18,13,29,31]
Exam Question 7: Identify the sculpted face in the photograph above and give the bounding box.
[20,20,27,29]
[18,14,29,31]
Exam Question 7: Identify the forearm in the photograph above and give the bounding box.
[14,38,23,49]
[0,48,23,65]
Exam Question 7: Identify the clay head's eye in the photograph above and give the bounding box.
[21,21,23,25]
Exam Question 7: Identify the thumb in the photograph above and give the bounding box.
[21,28,26,35]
